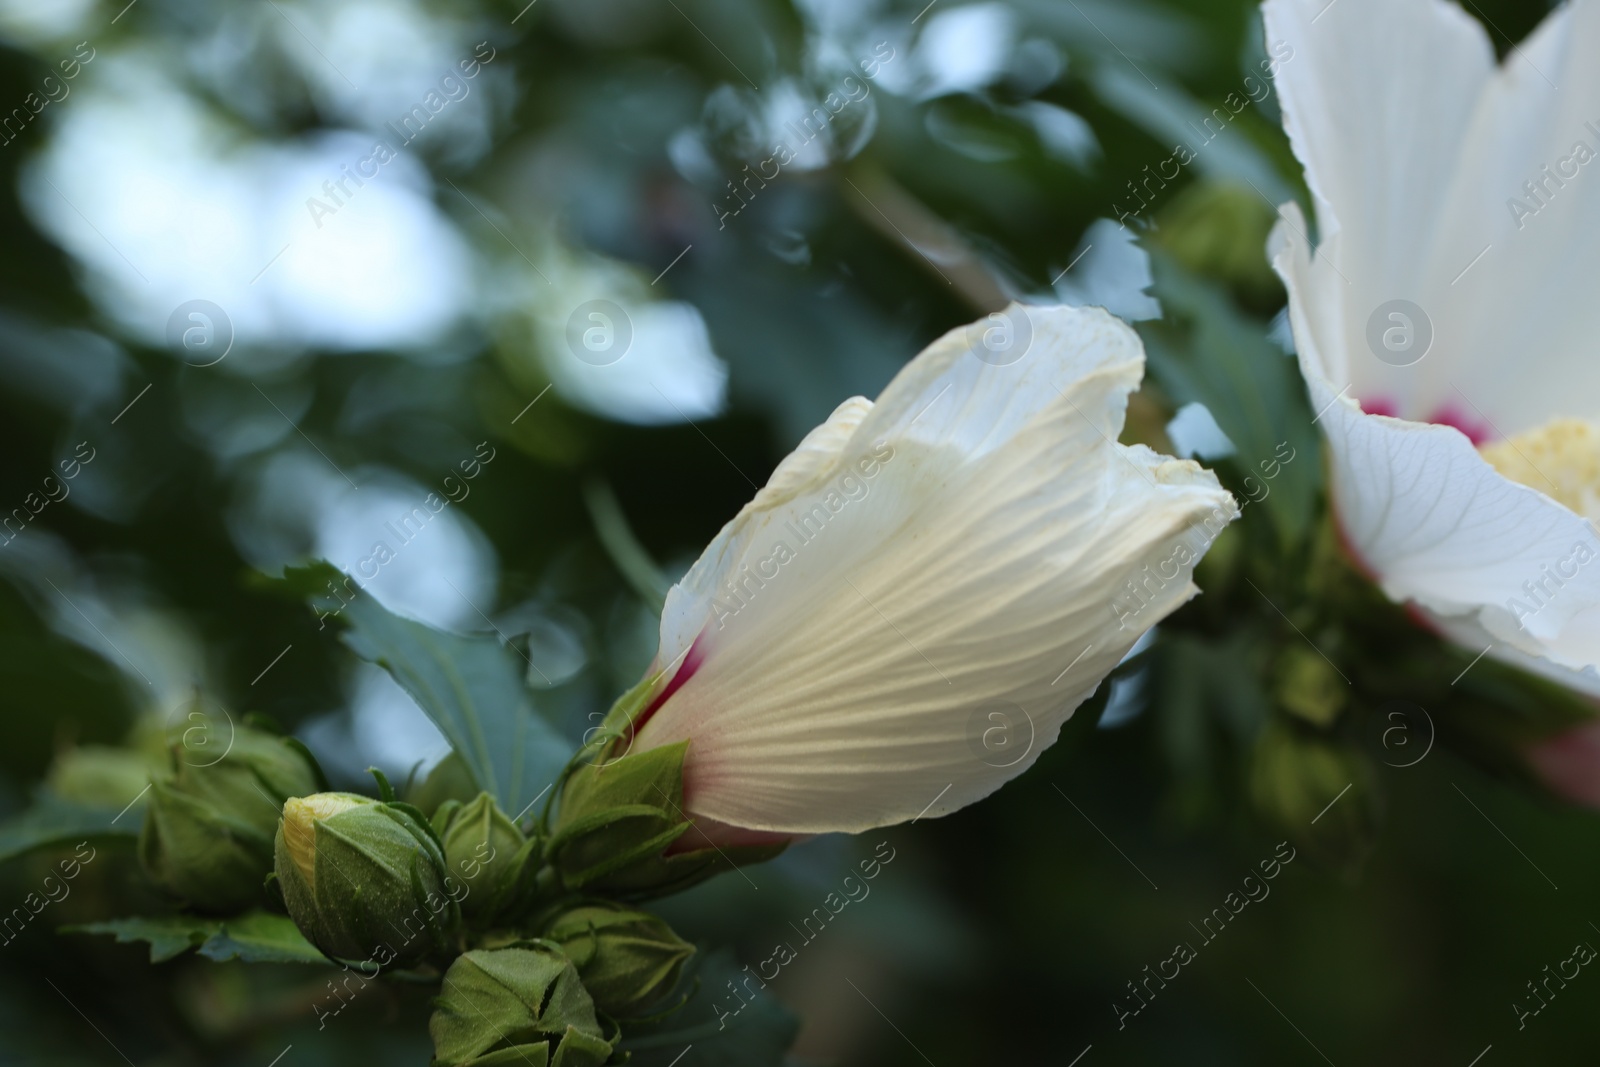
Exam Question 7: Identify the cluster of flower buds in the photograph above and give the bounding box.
[250,766,706,1062]
[116,297,1277,1065]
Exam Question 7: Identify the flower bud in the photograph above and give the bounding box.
[548,741,784,901]
[1249,719,1378,872]
[432,792,537,922]
[1274,644,1347,728]
[138,723,320,912]
[429,945,614,1067]
[409,751,480,817]
[50,745,162,809]
[542,903,694,1018]
[274,792,462,968]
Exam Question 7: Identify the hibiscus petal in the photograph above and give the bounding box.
[1266,0,1600,431]
[655,396,874,671]
[1430,611,1600,699]
[635,305,1237,833]
[1265,0,1489,417]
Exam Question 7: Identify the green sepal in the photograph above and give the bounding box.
[579,673,662,769]
[369,766,397,803]
[139,780,274,910]
[558,740,689,818]
[542,902,695,1018]
[461,1046,550,1067]
[138,722,321,912]
[385,799,451,855]
[551,1026,615,1066]
[548,742,700,898]
[1273,644,1346,729]
[489,835,545,923]
[431,799,464,835]
[550,740,786,899]
[549,806,691,888]
[429,944,612,1067]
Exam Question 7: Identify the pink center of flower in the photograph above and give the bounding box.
[630,633,708,739]
[1360,396,1494,444]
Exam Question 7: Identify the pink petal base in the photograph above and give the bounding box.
[1527,722,1600,809]
[665,811,799,855]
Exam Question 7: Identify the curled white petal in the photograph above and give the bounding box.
[635,304,1238,834]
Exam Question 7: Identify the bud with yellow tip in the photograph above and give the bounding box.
[273,792,462,968]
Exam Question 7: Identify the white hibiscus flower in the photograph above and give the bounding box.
[1266,0,1600,692]
[620,304,1238,835]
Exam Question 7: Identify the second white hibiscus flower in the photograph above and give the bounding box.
[1267,0,1600,693]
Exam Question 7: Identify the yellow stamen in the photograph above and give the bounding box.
[1480,418,1600,524]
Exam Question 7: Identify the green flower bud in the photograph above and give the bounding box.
[274,792,462,968]
[430,945,614,1067]
[543,903,693,1018]
[50,745,162,809]
[410,751,481,817]
[1249,719,1379,873]
[1274,644,1347,728]
[1153,179,1282,307]
[432,792,537,922]
[138,723,320,912]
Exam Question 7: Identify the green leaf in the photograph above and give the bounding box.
[1089,65,1295,207]
[66,916,219,963]
[619,949,800,1067]
[68,910,329,965]
[196,910,327,964]
[0,795,141,866]
[281,562,575,824]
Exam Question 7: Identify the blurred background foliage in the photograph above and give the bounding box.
[0,0,1590,1063]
